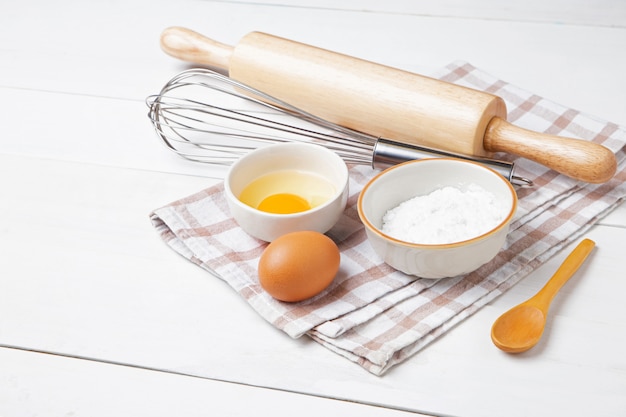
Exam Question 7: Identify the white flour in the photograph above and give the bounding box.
[381,184,507,244]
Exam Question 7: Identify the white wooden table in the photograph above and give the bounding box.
[1,1,625,416]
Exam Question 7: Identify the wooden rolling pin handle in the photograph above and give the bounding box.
[484,117,617,183]
[160,26,233,70]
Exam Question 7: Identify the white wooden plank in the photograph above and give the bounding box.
[225,0,626,27]
[0,347,424,417]
[1,1,625,126]
[0,88,229,178]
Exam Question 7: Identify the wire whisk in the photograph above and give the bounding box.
[146,68,531,186]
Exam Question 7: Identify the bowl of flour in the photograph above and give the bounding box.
[357,158,517,278]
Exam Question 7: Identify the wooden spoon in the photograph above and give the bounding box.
[491,238,595,353]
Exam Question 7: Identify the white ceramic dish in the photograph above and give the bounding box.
[225,142,349,242]
[357,158,517,278]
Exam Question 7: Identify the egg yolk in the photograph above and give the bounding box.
[257,193,311,214]
[238,170,336,215]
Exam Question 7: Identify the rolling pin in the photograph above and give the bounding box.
[160,26,617,183]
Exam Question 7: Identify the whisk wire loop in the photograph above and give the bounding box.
[147,68,374,165]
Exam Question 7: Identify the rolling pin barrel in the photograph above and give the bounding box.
[160,27,617,183]
[228,31,506,159]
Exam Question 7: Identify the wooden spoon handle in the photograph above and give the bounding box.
[529,239,596,312]
[484,117,616,183]
[160,26,233,70]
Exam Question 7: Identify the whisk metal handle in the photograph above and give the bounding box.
[373,138,532,187]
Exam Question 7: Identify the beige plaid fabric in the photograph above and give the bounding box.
[150,61,626,375]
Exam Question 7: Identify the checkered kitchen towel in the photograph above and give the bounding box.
[150,61,626,375]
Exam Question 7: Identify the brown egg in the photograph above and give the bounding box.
[258,231,340,302]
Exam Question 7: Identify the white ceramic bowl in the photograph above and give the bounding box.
[357,158,517,278]
[224,142,349,242]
